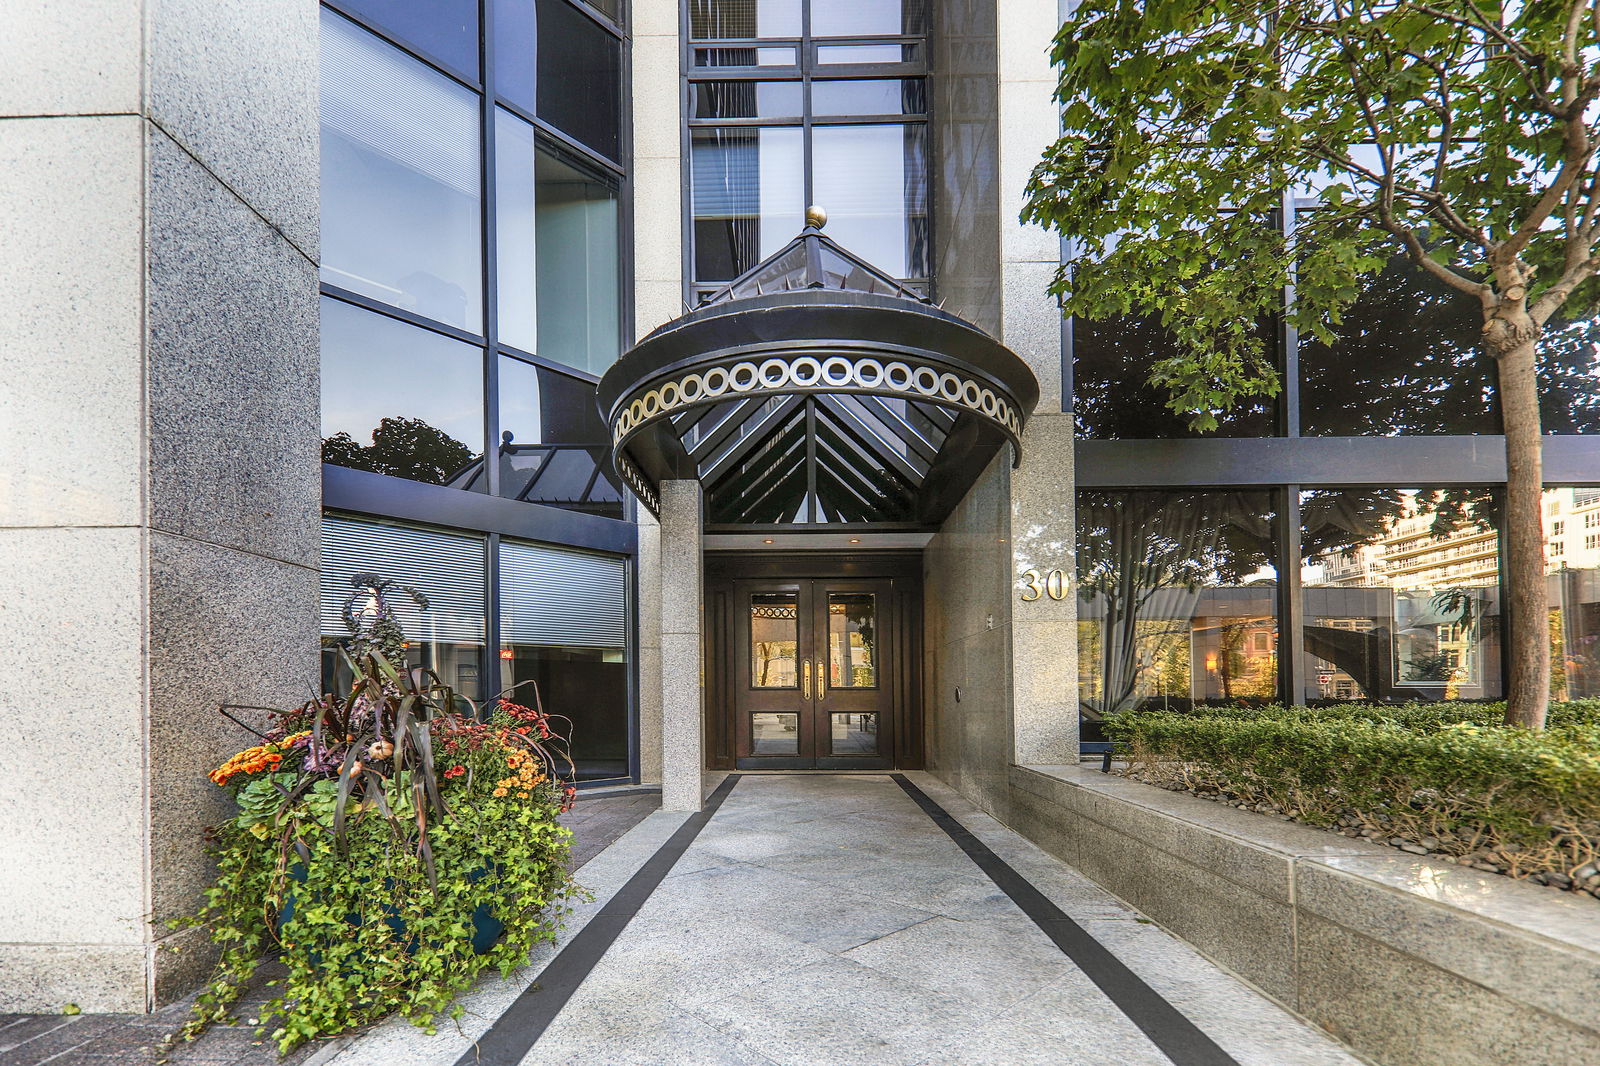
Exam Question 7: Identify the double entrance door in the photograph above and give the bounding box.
[733,578,893,769]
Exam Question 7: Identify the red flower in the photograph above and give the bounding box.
[444,765,465,778]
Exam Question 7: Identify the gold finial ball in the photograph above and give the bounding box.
[805,205,827,229]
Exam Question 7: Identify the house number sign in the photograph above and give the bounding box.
[1018,568,1068,602]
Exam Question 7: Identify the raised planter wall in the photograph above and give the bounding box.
[1004,765,1600,1066]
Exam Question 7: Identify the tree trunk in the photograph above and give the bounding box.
[1494,335,1550,730]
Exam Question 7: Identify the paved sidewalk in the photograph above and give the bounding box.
[324,773,1363,1066]
[0,788,658,1066]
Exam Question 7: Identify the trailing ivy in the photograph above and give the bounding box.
[176,639,580,1054]
[1104,703,1600,885]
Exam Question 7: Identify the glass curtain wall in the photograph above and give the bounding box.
[318,0,636,783]
[320,0,625,513]
[1301,490,1504,704]
[687,0,931,300]
[1072,140,1599,711]
[1076,491,1279,731]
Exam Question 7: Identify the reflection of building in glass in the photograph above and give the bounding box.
[1300,489,1600,702]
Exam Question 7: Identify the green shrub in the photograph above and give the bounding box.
[1158,698,1600,732]
[1103,706,1600,883]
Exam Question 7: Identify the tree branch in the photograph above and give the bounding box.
[1531,254,1600,323]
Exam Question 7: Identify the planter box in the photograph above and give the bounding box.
[1004,764,1600,1066]
[277,865,504,956]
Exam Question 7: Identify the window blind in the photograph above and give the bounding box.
[500,541,626,648]
[320,516,487,645]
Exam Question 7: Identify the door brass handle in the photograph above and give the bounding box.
[816,660,826,700]
[801,659,811,700]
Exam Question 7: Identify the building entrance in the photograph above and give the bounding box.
[738,578,891,769]
[705,553,923,771]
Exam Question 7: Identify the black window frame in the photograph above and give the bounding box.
[682,0,933,303]
[319,0,640,786]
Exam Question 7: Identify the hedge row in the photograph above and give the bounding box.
[1101,707,1600,884]
[1157,698,1600,733]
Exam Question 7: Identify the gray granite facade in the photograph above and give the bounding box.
[0,0,320,1013]
[921,0,1076,819]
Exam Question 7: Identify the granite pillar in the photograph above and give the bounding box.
[0,0,320,1012]
[658,481,705,812]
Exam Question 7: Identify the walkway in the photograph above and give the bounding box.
[325,773,1362,1066]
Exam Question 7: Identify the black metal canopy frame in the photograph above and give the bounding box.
[596,218,1041,527]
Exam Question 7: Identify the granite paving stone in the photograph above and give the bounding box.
[429,773,1362,1066]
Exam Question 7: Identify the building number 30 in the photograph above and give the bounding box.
[1018,568,1068,602]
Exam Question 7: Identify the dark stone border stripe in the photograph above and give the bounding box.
[891,774,1244,1066]
[455,775,741,1066]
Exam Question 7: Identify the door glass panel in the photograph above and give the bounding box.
[831,712,877,754]
[752,712,799,753]
[827,593,876,688]
[751,593,800,687]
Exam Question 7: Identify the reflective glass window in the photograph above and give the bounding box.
[811,79,925,116]
[1301,489,1503,702]
[337,0,479,75]
[534,150,620,374]
[493,364,622,517]
[499,541,629,781]
[319,515,487,701]
[1539,308,1600,433]
[693,80,805,119]
[692,126,806,281]
[537,0,622,159]
[1547,487,1600,699]
[810,0,927,36]
[496,111,621,373]
[1076,491,1280,730]
[495,109,540,354]
[321,10,483,332]
[493,0,539,115]
[1074,315,1276,438]
[499,354,542,446]
[690,0,803,39]
[320,297,485,487]
[1299,252,1497,435]
[811,123,929,280]
[816,42,921,64]
[694,46,799,67]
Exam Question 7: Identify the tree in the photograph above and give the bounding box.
[1024,0,1600,729]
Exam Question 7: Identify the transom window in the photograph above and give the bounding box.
[687,0,930,301]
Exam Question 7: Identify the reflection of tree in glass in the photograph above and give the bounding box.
[322,417,477,486]
[1403,650,1453,683]
[1301,253,1495,435]
[1077,491,1274,716]
[1302,253,1600,435]
[1074,314,1275,438]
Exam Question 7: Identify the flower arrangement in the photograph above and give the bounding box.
[175,575,580,1054]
